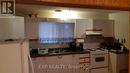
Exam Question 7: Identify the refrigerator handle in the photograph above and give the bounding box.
[28,54,34,73]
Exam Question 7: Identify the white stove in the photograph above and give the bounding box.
[85,48,109,73]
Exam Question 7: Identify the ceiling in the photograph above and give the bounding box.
[16,4,120,13]
[15,4,121,19]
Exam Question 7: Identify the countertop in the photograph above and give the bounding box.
[0,39,28,45]
[109,49,129,54]
[30,48,129,58]
[31,50,90,58]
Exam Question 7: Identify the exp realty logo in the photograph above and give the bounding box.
[0,0,15,15]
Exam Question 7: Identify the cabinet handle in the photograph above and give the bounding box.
[58,56,62,59]
[86,29,102,31]
[85,67,89,70]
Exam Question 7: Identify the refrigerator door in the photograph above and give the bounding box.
[0,40,29,73]
[0,16,25,40]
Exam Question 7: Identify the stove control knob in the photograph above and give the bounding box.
[85,67,89,70]
[80,66,83,68]
[84,67,89,71]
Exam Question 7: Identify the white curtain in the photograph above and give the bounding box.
[39,22,74,44]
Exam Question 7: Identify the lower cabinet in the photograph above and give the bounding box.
[60,55,73,73]
[46,56,60,73]
[72,54,80,73]
[32,57,47,73]
[32,54,90,73]
[109,52,128,73]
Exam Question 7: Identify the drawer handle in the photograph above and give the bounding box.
[58,56,62,59]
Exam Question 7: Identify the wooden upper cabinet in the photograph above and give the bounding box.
[75,19,114,38]
[93,20,114,37]
[75,19,92,38]
[16,0,130,10]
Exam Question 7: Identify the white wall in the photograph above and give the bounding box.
[24,12,109,39]
[109,11,130,49]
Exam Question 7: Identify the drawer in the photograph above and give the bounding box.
[79,54,90,57]
[91,68,108,73]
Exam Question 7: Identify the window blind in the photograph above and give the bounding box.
[39,22,74,44]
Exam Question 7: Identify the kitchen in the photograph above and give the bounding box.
[0,1,129,73]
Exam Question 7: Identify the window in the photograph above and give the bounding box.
[39,22,74,44]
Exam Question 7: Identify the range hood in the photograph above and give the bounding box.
[85,29,102,36]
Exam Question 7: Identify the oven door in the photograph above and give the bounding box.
[90,54,108,68]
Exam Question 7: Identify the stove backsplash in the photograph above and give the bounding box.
[100,37,129,51]
[85,35,104,43]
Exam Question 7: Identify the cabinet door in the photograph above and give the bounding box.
[75,19,93,38]
[60,55,73,73]
[72,54,80,73]
[32,58,39,73]
[117,54,128,73]
[32,57,47,73]
[76,19,114,38]
[102,20,114,37]
[46,56,60,73]
[33,57,47,73]
[93,20,114,37]
[38,57,47,73]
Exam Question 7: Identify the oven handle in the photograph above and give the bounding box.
[91,53,108,55]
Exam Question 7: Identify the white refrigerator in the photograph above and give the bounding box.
[0,16,29,73]
[0,40,29,73]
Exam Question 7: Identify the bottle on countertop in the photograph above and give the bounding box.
[120,39,126,52]
[69,39,77,51]
[113,39,121,50]
[115,38,125,52]
[120,45,124,52]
